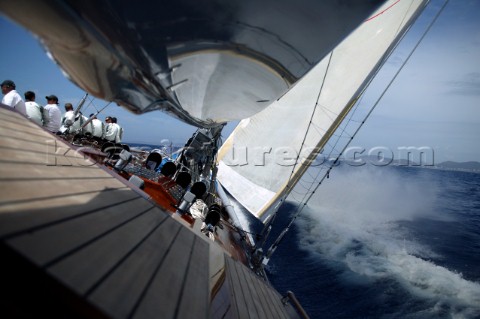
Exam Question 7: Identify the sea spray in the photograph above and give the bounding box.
[291,165,480,318]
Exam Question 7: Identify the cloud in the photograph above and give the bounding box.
[445,72,480,95]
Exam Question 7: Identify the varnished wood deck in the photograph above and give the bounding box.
[0,105,299,319]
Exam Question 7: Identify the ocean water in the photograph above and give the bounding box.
[266,165,480,319]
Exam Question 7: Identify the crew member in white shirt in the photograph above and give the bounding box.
[89,113,105,139]
[1,80,27,116]
[111,117,123,143]
[61,103,76,127]
[59,102,92,136]
[43,95,62,133]
[103,116,119,142]
[24,91,44,126]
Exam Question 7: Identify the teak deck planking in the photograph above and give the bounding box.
[0,105,296,318]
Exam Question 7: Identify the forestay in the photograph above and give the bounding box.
[218,0,429,222]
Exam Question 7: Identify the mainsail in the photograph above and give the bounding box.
[217,0,429,222]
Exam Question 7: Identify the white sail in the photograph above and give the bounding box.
[218,0,428,222]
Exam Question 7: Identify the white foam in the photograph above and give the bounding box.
[293,166,480,318]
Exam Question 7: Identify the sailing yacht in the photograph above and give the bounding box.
[0,0,429,318]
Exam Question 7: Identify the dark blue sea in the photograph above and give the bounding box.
[266,165,480,319]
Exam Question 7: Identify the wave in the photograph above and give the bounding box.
[294,166,480,318]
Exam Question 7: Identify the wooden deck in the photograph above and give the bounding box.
[0,105,299,319]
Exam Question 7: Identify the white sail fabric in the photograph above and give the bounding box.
[218,0,428,222]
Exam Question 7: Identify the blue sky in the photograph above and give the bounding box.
[1,0,479,163]
[352,0,480,163]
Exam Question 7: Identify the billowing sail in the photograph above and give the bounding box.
[0,0,384,127]
[218,0,428,222]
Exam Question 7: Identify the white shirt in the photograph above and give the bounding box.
[61,110,77,133]
[2,89,27,115]
[62,110,76,127]
[104,122,119,142]
[81,114,93,135]
[25,101,44,126]
[114,123,123,143]
[91,118,105,138]
[43,103,62,132]
[61,111,93,135]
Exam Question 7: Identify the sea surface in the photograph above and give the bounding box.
[266,165,480,319]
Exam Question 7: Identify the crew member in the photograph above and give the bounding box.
[24,91,44,126]
[103,116,119,142]
[43,95,62,133]
[111,117,123,143]
[89,113,105,139]
[1,80,27,115]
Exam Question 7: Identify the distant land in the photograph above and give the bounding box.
[327,155,480,173]
[433,161,480,172]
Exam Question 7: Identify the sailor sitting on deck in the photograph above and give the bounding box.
[103,116,120,142]
[1,80,27,116]
[89,113,105,139]
[111,117,123,143]
[104,116,123,143]
[43,95,62,133]
[24,91,44,126]
[61,103,75,127]
[60,103,92,135]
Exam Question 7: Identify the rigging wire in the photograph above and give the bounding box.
[260,0,450,265]
[258,52,334,261]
